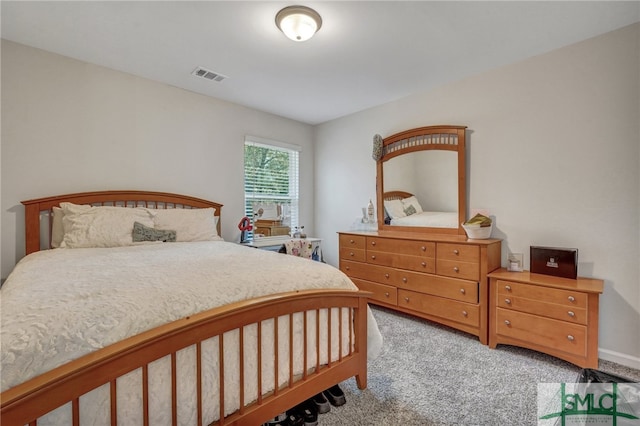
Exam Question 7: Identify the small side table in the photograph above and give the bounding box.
[242,237,323,261]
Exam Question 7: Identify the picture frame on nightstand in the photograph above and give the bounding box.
[507,253,524,272]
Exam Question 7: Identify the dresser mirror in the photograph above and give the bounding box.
[376,125,467,235]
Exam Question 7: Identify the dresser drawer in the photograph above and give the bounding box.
[398,289,479,327]
[368,251,435,274]
[339,234,366,250]
[396,272,478,303]
[340,260,398,285]
[495,308,587,357]
[351,278,397,305]
[339,247,366,262]
[436,259,479,281]
[496,280,587,309]
[367,237,435,257]
[496,294,587,325]
[437,243,479,263]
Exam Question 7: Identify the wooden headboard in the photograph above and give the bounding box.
[383,191,413,201]
[21,190,223,255]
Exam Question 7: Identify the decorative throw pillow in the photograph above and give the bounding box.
[132,221,176,243]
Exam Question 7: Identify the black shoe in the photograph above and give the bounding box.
[323,384,346,407]
[311,392,331,414]
[289,399,318,426]
[283,409,304,426]
[263,412,288,426]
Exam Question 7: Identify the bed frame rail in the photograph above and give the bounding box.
[0,289,370,426]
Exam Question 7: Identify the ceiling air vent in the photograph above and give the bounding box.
[191,67,228,82]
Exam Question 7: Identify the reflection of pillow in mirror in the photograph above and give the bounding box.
[403,204,417,216]
[384,199,406,219]
[402,196,423,213]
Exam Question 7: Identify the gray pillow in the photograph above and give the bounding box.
[132,221,176,243]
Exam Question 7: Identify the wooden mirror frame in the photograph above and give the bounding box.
[376,125,467,235]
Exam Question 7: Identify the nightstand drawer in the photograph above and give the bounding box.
[339,234,366,250]
[351,278,397,305]
[496,308,587,357]
[367,237,435,257]
[496,280,587,308]
[496,294,587,325]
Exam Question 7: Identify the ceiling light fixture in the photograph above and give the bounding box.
[275,5,322,42]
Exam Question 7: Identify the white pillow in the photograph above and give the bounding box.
[384,199,406,220]
[51,203,93,248]
[152,208,221,242]
[60,203,155,248]
[402,196,424,214]
[51,207,65,248]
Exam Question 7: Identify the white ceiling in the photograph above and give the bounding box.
[2,1,639,125]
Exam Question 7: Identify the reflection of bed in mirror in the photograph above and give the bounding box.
[376,125,467,235]
[383,191,458,228]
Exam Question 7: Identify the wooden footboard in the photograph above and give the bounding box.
[1,289,370,426]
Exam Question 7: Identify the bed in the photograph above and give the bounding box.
[0,190,381,426]
[383,191,458,228]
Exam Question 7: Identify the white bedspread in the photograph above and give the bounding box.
[390,210,458,228]
[1,241,382,424]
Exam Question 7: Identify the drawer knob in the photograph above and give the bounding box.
[462,310,468,317]
[505,285,512,291]
[460,288,466,294]
[421,246,426,251]
[402,277,408,283]
[453,267,459,272]
[384,292,390,297]
[453,249,459,255]
[568,311,575,317]
[371,241,376,246]
[567,335,575,341]
[349,252,354,257]
[349,239,354,244]
[404,297,410,302]
[568,296,575,302]
[384,273,389,279]
[421,262,427,267]
[504,320,511,326]
[346,266,350,270]
[371,255,376,260]
[505,298,511,305]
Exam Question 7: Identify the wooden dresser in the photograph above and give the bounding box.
[488,269,604,368]
[338,231,501,344]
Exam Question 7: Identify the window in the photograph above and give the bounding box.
[244,136,300,239]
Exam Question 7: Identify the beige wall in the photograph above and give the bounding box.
[315,23,640,368]
[1,40,314,278]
